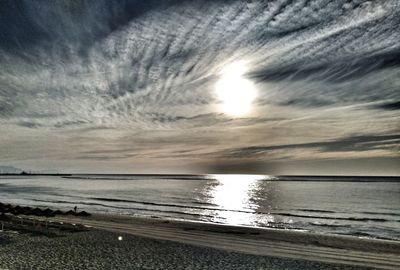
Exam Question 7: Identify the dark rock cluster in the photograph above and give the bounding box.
[0,202,90,218]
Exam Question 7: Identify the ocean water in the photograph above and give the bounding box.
[0,174,399,241]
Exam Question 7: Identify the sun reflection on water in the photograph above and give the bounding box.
[208,174,266,225]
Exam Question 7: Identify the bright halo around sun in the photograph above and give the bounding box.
[216,61,256,116]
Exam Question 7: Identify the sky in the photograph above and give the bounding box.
[0,0,399,175]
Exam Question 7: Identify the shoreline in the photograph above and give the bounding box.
[46,213,400,269]
[2,203,400,253]
[2,200,400,269]
[64,213,400,252]
[1,212,400,269]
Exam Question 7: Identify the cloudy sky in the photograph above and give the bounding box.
[0,0,399,175]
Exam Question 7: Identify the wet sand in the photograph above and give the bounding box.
[1,213,400,269]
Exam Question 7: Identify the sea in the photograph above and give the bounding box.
[1,174,399,241]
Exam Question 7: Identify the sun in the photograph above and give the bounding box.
[216,61,256,116]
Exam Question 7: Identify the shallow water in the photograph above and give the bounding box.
[1,174,399,240]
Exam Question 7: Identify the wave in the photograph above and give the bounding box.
[360,211,400,217]
[30,198,215,218]
[90,197,254,214]
[274,175,400,182]
[296,208,336,213]
[30,197,398,225]
[89,197,400,223]
[334,231,397,241]
[62,175,211,181]
[274,212,391,222]
[309,222,351,228]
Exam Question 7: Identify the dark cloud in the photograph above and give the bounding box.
[372,101,400,111]
[0,0,173,50]
[145,112,230,127]
[251,50,400,84]
[54,120,88,128]
[76,153,139,161]
[0,101,14,117]
[228,134,400,158]
[200,160,279,175]
[16,122,42,128]
[277,98,334,108]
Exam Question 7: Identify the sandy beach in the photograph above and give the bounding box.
[1,211,399,270]
[0,227,377,270]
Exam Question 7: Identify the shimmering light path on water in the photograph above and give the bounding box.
[0,174,399,240]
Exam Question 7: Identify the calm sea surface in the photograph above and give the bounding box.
[1,174,399,240]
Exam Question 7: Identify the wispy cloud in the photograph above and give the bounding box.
[0,0,399,173]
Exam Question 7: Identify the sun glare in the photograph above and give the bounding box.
[209,174,264,225]
[216,61,257,116]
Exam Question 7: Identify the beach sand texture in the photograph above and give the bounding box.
[1,213,399,269]
[0,228,381,270]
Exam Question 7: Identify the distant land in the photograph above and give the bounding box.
[0,165,60,175]
[0,165,23,174]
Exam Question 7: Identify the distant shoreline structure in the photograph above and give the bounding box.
[0,172,72,176]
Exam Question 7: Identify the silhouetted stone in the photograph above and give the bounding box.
[53,210,63,215]
[64,210,75,215]
[10,208,20,215]
[43,208,55,217]
[31,208,43,216]
[76,211,91,217]
[12,205,23,215]
[21,207,33,215]
[0,213,10,221]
